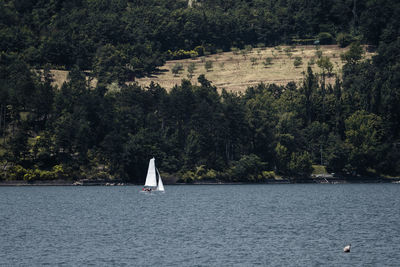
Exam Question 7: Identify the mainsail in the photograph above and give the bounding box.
[144,158,157,187]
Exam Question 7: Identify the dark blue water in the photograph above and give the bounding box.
[1,184,399,266]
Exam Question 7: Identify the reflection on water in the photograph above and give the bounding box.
[1,184,399,266]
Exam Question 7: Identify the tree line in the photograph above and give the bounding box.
[1,0,399,78]
[1,0,399,182]
[1,40,399,182]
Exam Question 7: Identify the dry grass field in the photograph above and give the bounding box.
[50,45,373,93]
[137,45,373,92]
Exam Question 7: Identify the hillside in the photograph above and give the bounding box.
[50,45,373,92]
[137,45,373,92]
[1,0,399,182]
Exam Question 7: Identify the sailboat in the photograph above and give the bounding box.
[143,158,165,192]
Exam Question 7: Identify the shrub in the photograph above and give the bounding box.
[317,56,334,75]
[262,171,276,179]
[231,47,240,55]
[194,46,205,56]
[171,63,183,76]
[284,47,293,58]
[204,60,213,71]
[336,33,355,48]
[244,45,253,52]
[168,49,198,60]
[317,32,334,45]
[8,165,27,180]
[257,43,266,49]
[263,57,273,67]
[181,170,195,183]
[293,56,303,68]
[229,154,266,182]
[250,57,258,65]
[315,49,323,58]
[289,151,314,178]
[187,62,196,79]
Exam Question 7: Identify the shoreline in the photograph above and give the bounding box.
[1,177,399,186]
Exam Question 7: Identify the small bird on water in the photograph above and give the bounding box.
[343,244,351,253]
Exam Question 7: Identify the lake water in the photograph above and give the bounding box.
[1,184,399,266]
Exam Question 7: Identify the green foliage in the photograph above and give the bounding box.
[229,154,266,182]
[171,63,184,76]
[5,164,67,181]
[257,43,266,49]
[204,61,213,72]
[336,33,355,48]
[181,170,196,183]
[317,56,334,75]
[263,57,273,67]
[312,165,328,175]
[194,46,205,57]
[317,32,334,45]
[315,50,323,58]
[289,151,314,178]
[293,56,303,68]
[284,47,293,58]
[344,110,386,174]
[168,49,198,60]
[244,45,253,52]
[340,42,364,65]
[1,0,400,182]
[7,165,27,181]
[187,63,196,79]
[231,47,240,55]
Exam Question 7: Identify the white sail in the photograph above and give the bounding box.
[144,158,157,187]
[156,168,165,192]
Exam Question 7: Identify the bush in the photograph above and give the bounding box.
[194,46,205,57]
[204,60,213,71]
[187,62,196,79]
[231,47,240,55]
[293,56,303,68]
[263,57,273,67]
[8,165,27,180]
[229,154,266,182]
[244,45,253,52]
[262,171,276,179]
[168,49,198,60]
[181,170,195,183]
[317,56,334,75]
[336,33,355,48]
[171,63,183,76]
[317,32,334,45]
[315,50,323,58]
[289,151,314,178]
[257,43,266,49]
[6,164,67,182]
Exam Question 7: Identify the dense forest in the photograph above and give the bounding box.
[1,0,399,183]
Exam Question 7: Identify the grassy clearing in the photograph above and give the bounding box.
[50,45,373,93]
[137,45,373,92]
[312,165,328,175]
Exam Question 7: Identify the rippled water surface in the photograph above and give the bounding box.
[1,184,400,266]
